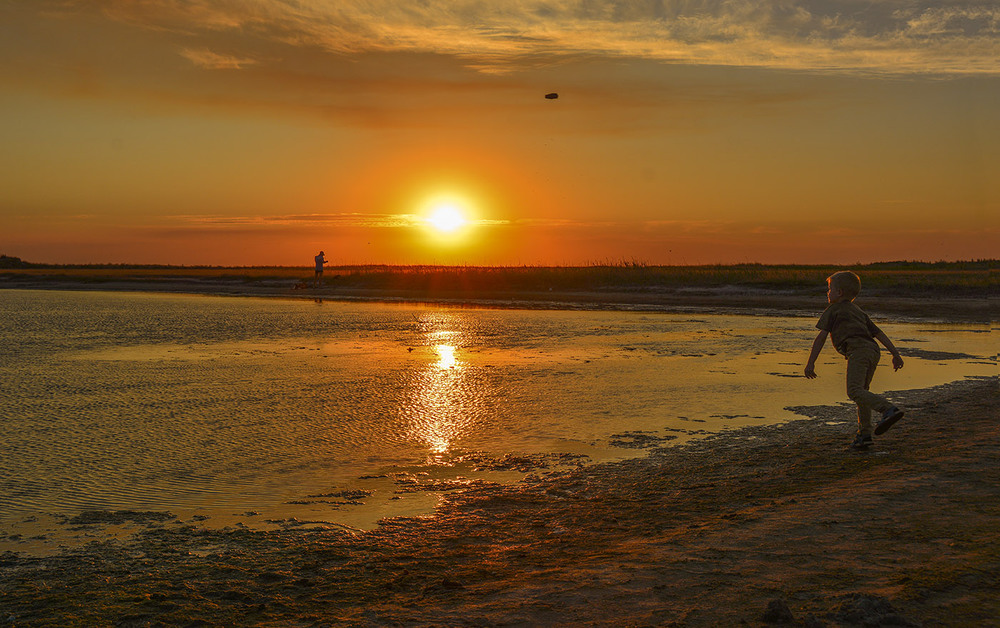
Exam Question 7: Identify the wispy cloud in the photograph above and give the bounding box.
[171,213,419,228]
[180,48,257,70]
[642,219,732,233]
[169,213,509,228]
[78,0,1000,75]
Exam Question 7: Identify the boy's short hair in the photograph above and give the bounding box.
[828,271,861,299]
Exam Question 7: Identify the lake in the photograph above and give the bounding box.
[0,289,992,541]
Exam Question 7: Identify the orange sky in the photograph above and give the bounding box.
[1,2,997,265]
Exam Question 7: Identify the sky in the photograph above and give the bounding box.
[1,1,997,266]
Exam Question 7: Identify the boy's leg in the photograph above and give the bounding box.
[857,404,872,437]
[857,356,878,434]
[845,345,890,435]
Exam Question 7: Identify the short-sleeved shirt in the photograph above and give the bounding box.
[315,254,325,271]
[816,301,881,356]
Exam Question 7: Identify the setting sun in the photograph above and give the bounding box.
[427,204,467,233]
[412,191,486,258]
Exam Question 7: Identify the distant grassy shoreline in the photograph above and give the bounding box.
[2,260,993,322]
[1,260,993,291]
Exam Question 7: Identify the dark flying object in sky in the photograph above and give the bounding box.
[544,93,559,99]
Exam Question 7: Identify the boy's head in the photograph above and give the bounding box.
[827,270,861,303]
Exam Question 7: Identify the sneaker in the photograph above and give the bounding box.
[851,433,874,449]
[874,407,904,435]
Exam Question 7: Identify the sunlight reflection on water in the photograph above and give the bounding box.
[408,343,465,456]
[0,289,993,533]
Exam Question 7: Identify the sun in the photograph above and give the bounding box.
[426,203,468,233]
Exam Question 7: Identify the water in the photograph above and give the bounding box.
[0,289,993,534]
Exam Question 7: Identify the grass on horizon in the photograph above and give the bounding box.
[1,260,993,295]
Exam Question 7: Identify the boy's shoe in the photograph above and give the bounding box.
[874,407,905,435]
[851,433,874,449]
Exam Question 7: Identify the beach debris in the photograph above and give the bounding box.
[424,576,466,594]
[800,614,826,628]
[392,476,500,494]
[762,598,795,624]
[608,431,678,449]
[544,92,558,99]
[834,594,918,627]
[457,451,589,472]
[709,413,757,420]
[305,489,373,500]
[286,489,373,506]
[66,510,175,526]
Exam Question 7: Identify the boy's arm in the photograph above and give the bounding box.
[804,330,828,379]
[874,330,904,371]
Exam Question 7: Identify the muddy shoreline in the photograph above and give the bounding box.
[2,377,997,626]
[0,276,990,323]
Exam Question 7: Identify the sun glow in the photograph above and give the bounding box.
[426,204,467,233]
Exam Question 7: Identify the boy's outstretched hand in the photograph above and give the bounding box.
[892,355,904,371]
[804,365,817,379]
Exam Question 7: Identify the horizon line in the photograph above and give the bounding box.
[2,258,996,271]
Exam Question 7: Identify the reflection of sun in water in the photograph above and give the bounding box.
[435,344,456,369]
[401,317,491,462]
[407,343,464,456]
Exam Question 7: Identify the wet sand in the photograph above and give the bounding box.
[2,377,996,626]
[0,267,991,323]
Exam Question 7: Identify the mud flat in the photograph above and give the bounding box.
[2,377,996,626]
[0,264,992,323]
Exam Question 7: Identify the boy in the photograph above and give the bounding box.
[804,271,905,449]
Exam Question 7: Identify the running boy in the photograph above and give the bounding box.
[804,271,905,449]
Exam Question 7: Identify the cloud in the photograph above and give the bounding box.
[642,219,732,233]
[87,0,265,32]
[73,0,1000,75]
[180,48,257,70]
[168,213,510,229]
[171,213,418,228]
[895,6,999,37]
[7,1,989,133]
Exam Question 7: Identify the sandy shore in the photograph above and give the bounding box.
[2,377,996,626]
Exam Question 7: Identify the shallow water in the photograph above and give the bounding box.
[0,290,993,538]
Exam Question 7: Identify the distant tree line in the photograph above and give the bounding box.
[0,255,33,269]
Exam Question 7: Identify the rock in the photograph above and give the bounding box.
[835,594,919,627]
[762,599,796,624]
[424,576,466,594]
[802,613,827,627]
[544,92,559,99]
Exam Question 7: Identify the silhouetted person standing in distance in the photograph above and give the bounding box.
[314,251,326,287]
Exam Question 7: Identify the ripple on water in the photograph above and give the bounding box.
[0,290,993,524]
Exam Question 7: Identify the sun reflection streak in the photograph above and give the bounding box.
[435,344,456,369]
[402,338,468,457]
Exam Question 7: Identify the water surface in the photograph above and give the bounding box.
[0,290,991,537]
